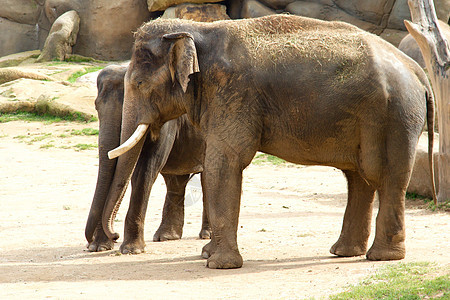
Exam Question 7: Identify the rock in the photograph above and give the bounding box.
[332,0,392,25]
[379,28,408,47]
[0,67,54,85]
[387,0,411,31]
[37,11,80,62]
[162,3,230,22]
[408,132,440,199]
[0,0,42,25]
[260,0,295,10]
[435,0,450,25]
[148,0,223,12]
[323,5,381,33]
[241,0,276,19]
[285,1,325,19]
[0,78,97,120]
[44,0,80,24]
[0,18,40,57]
[74,0,151,60]
[0,50,41,68]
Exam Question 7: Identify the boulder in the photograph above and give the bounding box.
[260,0,296,10]
[242,0,276,18]
[0,17,40,57]
[332,0,392,25]
[435,0,450,25]
[0,67,53,85]
[408,132,440,199]
[0,50,41,68]
[379,28,408,47]
[0,0,43,25]
[74,0,151,60]
[37,10,80,62]
[148,0,223,12]
[387,0,410,31]
[162,3,230,21]
[285,1,326,20]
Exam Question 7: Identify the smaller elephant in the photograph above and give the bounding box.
[85,65,210,254]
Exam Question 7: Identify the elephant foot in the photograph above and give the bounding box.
[87,237,114,252]
[153,225,183,242]
[201,240,216,259]
[207,250,243,269]
[330,239,367,257]
[120,239,146,254]
[199,228,212,239]
[366,242,405,261]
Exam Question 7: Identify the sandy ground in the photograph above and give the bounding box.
[0,120,448,299]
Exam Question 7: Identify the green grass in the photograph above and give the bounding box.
[73,143,97,151]
[252,153,286,166]
[0,111,97,124]
[67,66,104,83]
[70,128,99,136]
[63,54,107,63]
[331,262,449,299]
[406,192,450,211]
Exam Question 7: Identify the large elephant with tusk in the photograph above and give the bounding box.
[104,15,436,268]
[85,65,210,254]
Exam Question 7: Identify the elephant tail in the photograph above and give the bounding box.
[426,89,437,205]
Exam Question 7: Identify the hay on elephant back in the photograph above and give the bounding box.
[231,15,369,66]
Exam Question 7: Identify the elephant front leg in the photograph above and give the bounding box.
[202,145,246,269]
[87,224,115,252]
[153,174,190,241]
[330,170,375,257]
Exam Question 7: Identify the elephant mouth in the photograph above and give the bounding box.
[108,123,149,159]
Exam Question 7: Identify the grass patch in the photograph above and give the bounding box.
[331,262,449,299]
[73,143,97,151]
[70,128,99,136]
[406,192,450,211]
[30,133,52,143]
[252,153,286,166]
[0,111,97,124]
[67,66,104,83]
[64,54,107,64]
[40,143,55,149]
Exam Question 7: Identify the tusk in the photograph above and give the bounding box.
[108,124,149,159]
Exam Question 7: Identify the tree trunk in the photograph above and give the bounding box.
[404,0,450,204]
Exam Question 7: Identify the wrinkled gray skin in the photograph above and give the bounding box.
[103,15,435,268]
[85,65,210,254]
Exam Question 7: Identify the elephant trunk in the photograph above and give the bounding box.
[85,117,121,243]
[102,121,148,241]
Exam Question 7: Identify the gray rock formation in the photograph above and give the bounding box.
[37,10,80,62]
[162,3,230,22]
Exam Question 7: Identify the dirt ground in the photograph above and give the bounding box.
[0,120,448,299]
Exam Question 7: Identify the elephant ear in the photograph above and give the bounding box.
[163,32,200,93]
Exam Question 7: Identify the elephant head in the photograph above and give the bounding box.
[102,24,200,240]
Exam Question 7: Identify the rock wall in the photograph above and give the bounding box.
[1,0,449,60]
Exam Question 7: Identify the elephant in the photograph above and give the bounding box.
[85,64,210,254]
[103,15,436,268]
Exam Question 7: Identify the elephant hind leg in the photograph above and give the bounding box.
[366,131,418,261]
[330,170,376,257]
